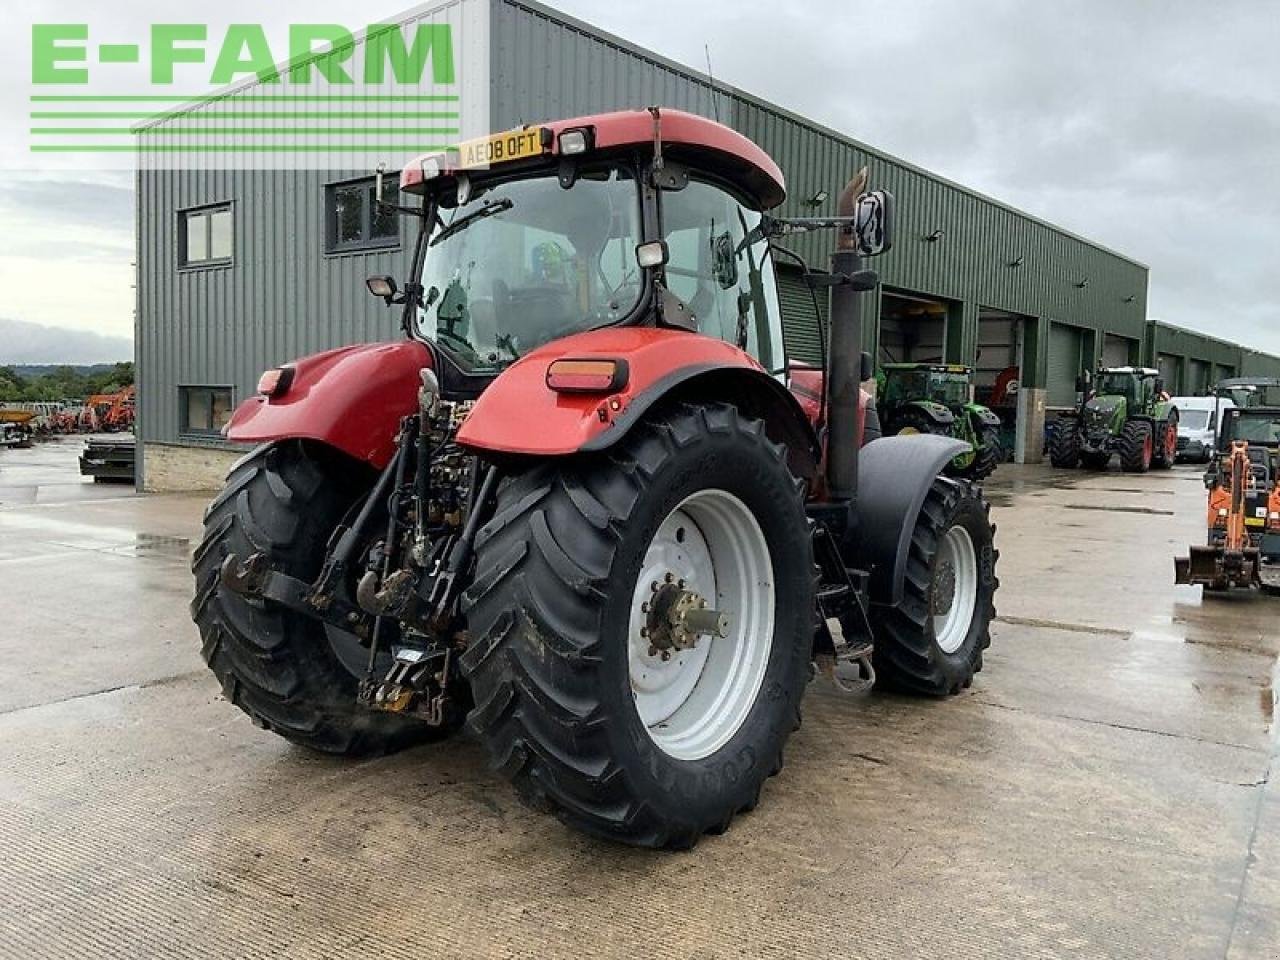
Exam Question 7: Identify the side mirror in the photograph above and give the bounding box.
[367,275,399,305]
[711,232,739,289]
[852,190,894,257]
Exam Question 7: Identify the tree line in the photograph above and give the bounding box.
[0,363,134,403]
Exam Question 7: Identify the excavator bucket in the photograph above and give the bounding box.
[1174,544,1260,590]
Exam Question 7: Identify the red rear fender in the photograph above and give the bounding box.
[457,327,777,456]
[226,341,431,468]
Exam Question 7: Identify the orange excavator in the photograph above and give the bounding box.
[85,386,135,432]
[1175,396,1280,593]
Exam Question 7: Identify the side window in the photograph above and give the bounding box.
[325,177,400,253]
[180,204,233,267]
[661,180,782,371]
[180,386,233,436]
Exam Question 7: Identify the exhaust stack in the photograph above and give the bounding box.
[824,169,871,504]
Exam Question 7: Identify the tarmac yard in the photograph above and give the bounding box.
[1,437,1277,959]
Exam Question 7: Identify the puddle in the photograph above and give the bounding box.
[1063,504,1175,516]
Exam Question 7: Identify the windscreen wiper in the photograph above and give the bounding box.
[430,197,513,247]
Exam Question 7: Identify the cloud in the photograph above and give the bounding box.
[0,316,131,364]
[551,0,1280,355]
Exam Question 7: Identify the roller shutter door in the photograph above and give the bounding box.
[1047,322,1084,407]
[1157,354,1179,393]
[1187,359,1210,394]
[1102,334,1133,368]
[775,264,827,365]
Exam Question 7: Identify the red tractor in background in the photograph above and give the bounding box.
[193,108,998,848]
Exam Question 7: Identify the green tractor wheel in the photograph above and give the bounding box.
[1118,420,1154,473]
[1049,422,1081,468]
[888,406,940,438]
[1151,414,1178,470]
[955,425,1001,481]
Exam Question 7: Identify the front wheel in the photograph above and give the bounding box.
[872,478,998,695]
[461,403,814,848]
[1119,420,1154,473]
[1049,421,1082,468]
[955,425,1001,481]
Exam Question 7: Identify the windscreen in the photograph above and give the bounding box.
[1179,410,1210,431]
[419,167,643,370]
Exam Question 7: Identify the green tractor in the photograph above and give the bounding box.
[1049,366,1179,472]
[878,363,1003,480]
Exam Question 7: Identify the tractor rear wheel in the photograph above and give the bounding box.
[958,425,1001,481]
[1151,414,1178,469]
[461,403,814,848]
[1049,421,1082,468]
[1119,420,1154,473]
[191,441,444,755]
[872,478,998,695]
[888,407,940,437]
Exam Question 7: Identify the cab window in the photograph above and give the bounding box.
[661,179,783,372]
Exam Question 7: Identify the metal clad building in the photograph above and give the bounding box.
[135,0,1280,488]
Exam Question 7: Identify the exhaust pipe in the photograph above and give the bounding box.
[824,169,870,503]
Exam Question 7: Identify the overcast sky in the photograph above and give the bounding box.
[1,0,1277,361]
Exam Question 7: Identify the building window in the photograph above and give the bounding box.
[180,204,233,267]
[325,177,400,253]
[180,386,234,436]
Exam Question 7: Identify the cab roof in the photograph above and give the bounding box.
[401,108,787,209]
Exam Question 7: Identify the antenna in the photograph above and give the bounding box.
[704,43,720,122]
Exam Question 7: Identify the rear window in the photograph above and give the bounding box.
[1180,410,1210,431]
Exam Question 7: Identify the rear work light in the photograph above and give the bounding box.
[257,366,295,398]
[558,127,592,155]
[546,358,629,394]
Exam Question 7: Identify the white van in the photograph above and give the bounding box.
[1172,396,1233,462]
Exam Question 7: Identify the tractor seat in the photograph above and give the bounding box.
[1246,447,1272,487]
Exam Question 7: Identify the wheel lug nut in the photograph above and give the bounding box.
[648,645,658,657]
[641,602,649,613]
[677,579,685,589]
[660,650,671,661]
[640,627,648,638]
[664,572,674,583]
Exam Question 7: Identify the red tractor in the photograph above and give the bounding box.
[193,108,998,848]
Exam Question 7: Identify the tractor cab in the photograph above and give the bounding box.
[1093,367,1161,407]
[881,363,972,409]
[384,109,791,391]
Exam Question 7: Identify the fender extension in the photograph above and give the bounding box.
[852,434,970,606]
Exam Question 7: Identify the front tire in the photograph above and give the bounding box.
[957,425,1001,481]
[1119,420,1154,473]
[1049,421,1081,468]
[461,403,814,848]
[191,441,442,755]
[872,479,998,695]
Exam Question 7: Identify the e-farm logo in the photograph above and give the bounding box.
[23,3,486,169]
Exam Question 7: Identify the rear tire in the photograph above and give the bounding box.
[888,407,942,437]
[191,441,444,755]
[461,403,814,848]
[1119,420,1153,473]
[1151,414,1178,469]
[1049,421,1082,468]
[959,425,1001,481]
[873,479,998,695]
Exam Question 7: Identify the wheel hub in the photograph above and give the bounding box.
[644,577,730,659]
[934,560,957,616]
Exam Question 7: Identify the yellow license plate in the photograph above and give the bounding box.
[1245,517,1264,527]
[456,127,546,168]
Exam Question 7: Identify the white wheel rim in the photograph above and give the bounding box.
[933,524,978,654]
[627,489,774,761]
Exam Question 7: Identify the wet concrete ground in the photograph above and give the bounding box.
[1,436,1276,959]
